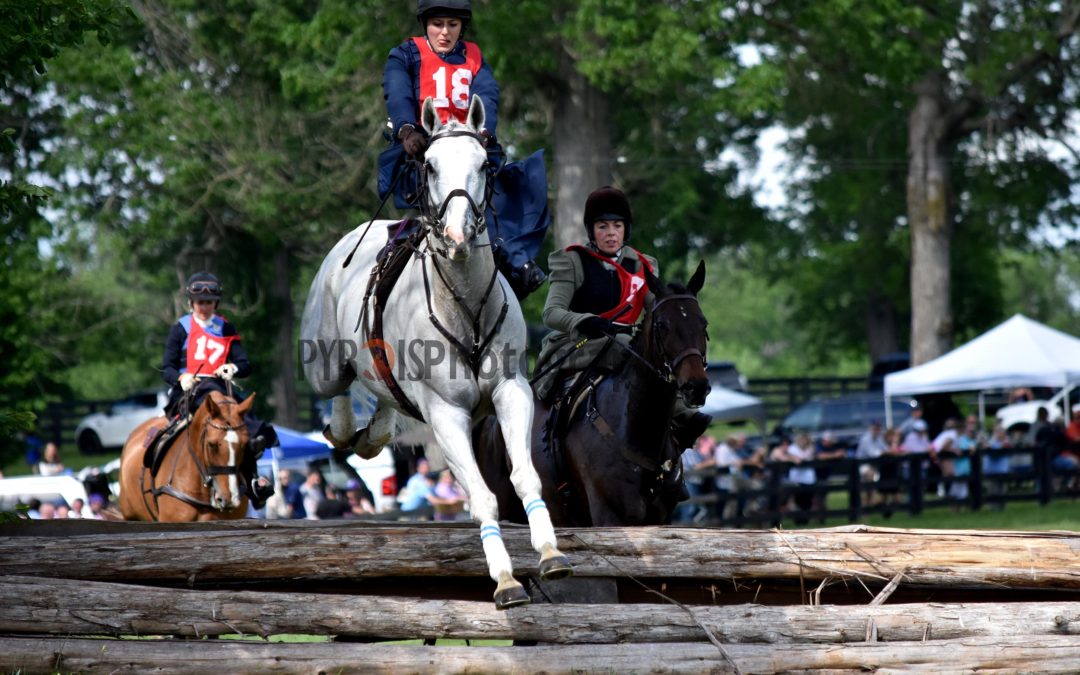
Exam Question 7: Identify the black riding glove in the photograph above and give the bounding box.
[577,316,614,338]
[399,125,428,158]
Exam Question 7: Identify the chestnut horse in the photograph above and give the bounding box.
[477,262,711,526]
[119,390,254,522]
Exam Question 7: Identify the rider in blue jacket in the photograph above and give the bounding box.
[158,272,276,507]
[378,0,549,299]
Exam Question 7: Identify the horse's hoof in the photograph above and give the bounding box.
[494,580,531,610]
[322,425,353,451]
[539,553,573,581]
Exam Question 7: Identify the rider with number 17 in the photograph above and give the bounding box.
[159,272,277,507]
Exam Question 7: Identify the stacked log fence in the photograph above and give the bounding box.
[3,519,1080,672]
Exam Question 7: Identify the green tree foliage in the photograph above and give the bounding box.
[740,0,1080,362]
[0,0,133,465]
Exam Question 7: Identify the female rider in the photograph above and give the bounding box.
[379,0,548,299]
[159,272,276,507]
[534,186,712,450]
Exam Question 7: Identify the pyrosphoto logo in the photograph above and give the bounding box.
[297,338,529,382]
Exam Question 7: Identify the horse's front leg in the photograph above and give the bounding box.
[427,399,530,610]
[491,377,573,581]
[326,395,395,459]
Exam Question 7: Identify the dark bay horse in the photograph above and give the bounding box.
[477,261,711,526]
[120,390,255,522]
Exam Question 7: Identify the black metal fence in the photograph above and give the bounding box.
[679,444,1076,528]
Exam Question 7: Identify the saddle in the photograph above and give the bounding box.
[141,415,190,477]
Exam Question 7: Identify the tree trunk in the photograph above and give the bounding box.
[906,71,954,365]
[552,48,612,251]
[270,246,297,427]
[5,575,1080,644]
[864,290,900,362]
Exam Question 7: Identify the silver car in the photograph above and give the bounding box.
[74,390,169,454]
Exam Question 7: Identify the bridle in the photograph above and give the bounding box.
[415,127,495,256]
[413,125,509,376]
[612,292,709,384]
[648,293,709,379]
[142,397,247,519]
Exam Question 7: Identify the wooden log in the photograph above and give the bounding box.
[5,634,1080,674]
[3,576,1080,644]
[2,521,1080,593]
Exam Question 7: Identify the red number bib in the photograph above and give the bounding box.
[413,36,483,124]
[567,246,655,324]
[185,317,236,376]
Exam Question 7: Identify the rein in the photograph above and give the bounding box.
[605,293,708,384]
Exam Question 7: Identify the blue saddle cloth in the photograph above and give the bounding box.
[378,145,550,267]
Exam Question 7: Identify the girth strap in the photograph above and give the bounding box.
[358,222,427,422]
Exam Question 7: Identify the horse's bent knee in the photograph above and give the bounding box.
[470,491,499,522]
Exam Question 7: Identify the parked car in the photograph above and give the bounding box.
[774,392,919,449]
[706,361,747,392]
[995,385,1076,434]
[867,352,910,390]
[74,390,169,454]
[0,474,94,517]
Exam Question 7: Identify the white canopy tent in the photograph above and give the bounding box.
[883,314,1080,427]
[699,386,768,433]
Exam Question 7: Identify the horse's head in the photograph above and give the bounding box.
[643,261,711,407]
[192,391,254,511]
[420,95,490,261]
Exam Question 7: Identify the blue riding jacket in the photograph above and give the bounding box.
[378,37,548,269]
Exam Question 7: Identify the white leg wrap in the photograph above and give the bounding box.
[479,519,513,583]
[523,492,557,552]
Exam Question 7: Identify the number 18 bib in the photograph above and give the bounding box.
[413,36,483,124]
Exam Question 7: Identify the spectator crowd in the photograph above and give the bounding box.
[677,402,1080,525]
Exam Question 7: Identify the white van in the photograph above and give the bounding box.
[0,475,94,517]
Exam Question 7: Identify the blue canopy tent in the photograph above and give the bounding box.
[256,426,333,478]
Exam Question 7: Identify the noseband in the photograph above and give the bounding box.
[194,415,246,488]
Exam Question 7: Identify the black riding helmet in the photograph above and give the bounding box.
[583,186,632,243]
[185,271,223,302]
[417,0,471,24]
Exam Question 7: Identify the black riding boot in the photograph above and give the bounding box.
[241,434,275,508]
[493,246,547,299]
[671,411,713,450]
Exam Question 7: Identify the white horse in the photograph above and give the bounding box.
[300,95,571,609]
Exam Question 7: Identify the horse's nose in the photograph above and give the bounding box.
[212,494,227,510]
[681,379,711,407]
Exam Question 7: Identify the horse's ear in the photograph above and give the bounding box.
[238,393,255,416]
[644,266,666,298]
[466,95,485,134]
[687,260,706,295]
[204,392,221,419]
[421,97,441,135]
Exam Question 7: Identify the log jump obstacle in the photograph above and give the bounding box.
[3,520,1080,673]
